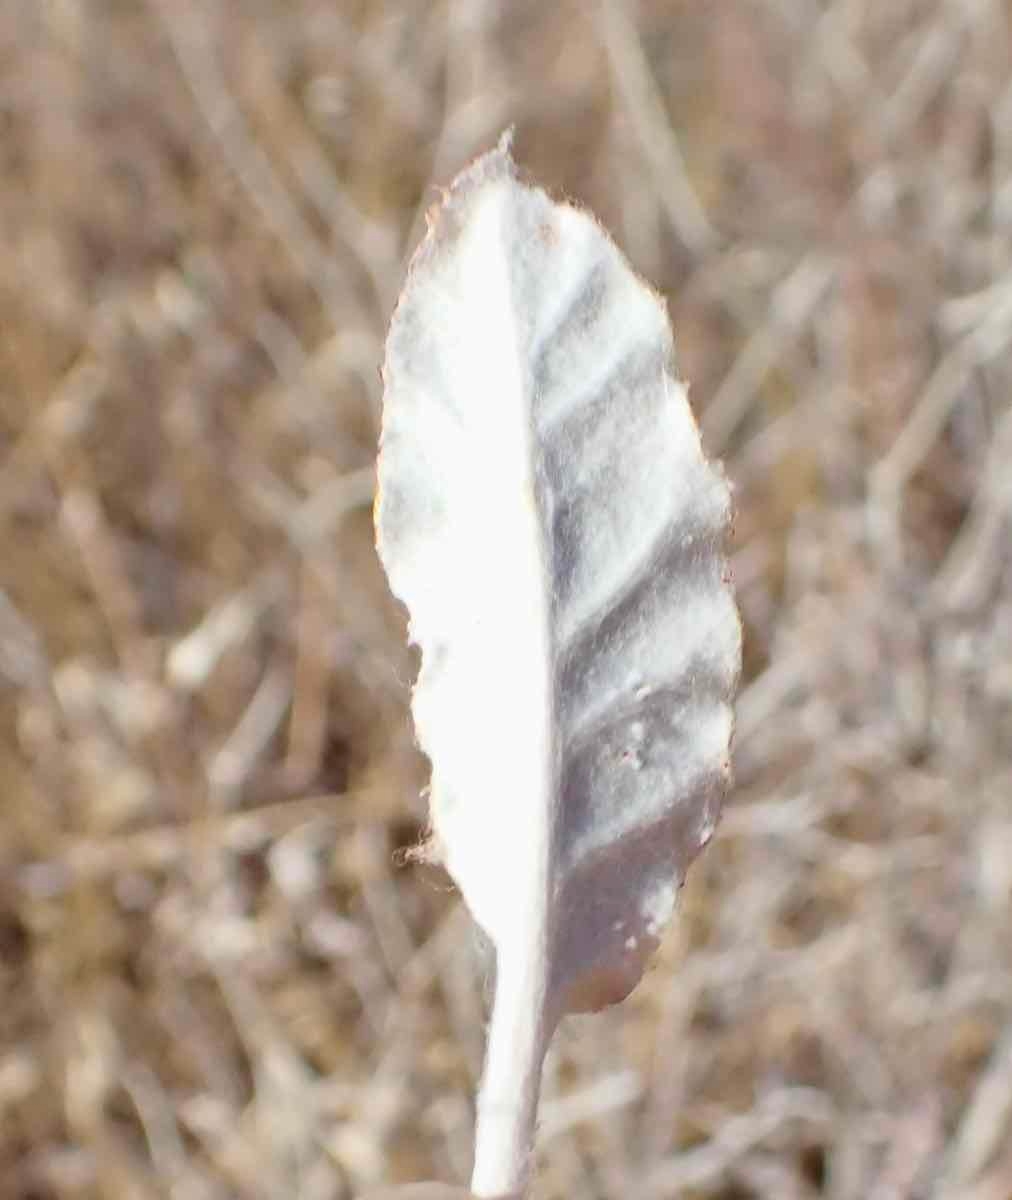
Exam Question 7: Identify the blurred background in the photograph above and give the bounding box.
[1,1,1011,1198]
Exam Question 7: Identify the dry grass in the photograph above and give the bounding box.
[1,2,1010,1198]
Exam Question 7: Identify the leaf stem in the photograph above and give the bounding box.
[470,942,552,1199]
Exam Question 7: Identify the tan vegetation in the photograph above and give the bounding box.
[1,2,1010,1198]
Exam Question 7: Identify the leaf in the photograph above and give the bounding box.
[376,132,741,1198]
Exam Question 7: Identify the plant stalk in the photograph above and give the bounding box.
[470,940,552,1199]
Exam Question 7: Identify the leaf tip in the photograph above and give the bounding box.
[496,125,516,158]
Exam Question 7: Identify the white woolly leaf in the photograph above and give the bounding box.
[376,132,741,1199]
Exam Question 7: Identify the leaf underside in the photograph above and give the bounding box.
[376,131,741,1194]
